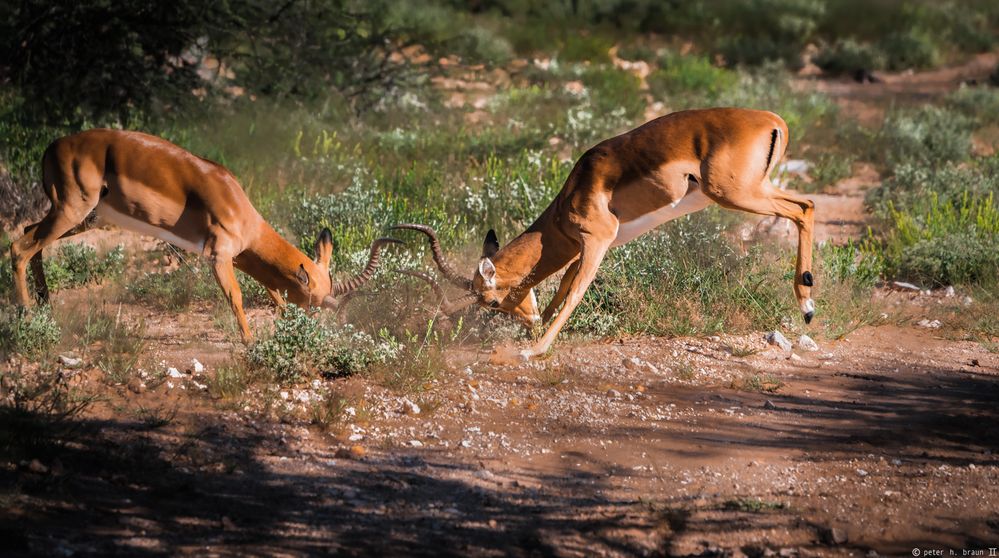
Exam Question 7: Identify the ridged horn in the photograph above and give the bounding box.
[394,269,480,315]
[330,238,402,297]
[390,224,474,291]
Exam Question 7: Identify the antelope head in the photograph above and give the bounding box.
[292,228,401,311]
[391,224,540,326]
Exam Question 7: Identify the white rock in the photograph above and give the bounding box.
[408,439,423,448]
[166,367,184,378]
[856,468,869,477]
[798,334,819,352]
[191,359,205,374]
[892,281,921,291]
[348,433,364,442]
[944,286,956,297]
[279,390,290,400]
[765,331,793,352]
[917,319,942,329]
[58,355,83,367]
[400,399,421,415]
[460,440,472,448]
[606,389,622,398]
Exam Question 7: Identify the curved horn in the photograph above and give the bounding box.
[394,269,479,315]
[390,224,473,291]
[330,238,403,297]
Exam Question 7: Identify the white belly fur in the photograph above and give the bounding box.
[95,204,205,254]
[612,187,713,247]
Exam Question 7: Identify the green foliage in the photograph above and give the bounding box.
[947,85,999,126]
[127,265,217,310]
[819,240,884,289]
[648,54,738,101]
[43,243,125,291]
[814,38,886,74]
[0,305,61,359]
[247,304,403,383]
[714,0,826,68]
[883,193,999,286]
[878,28,942,71]
[878,106,972,168]
[579,66,645,120]
[807,152,855,192]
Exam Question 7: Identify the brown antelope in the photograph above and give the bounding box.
[394,108,815,363]
[9,129,399,340]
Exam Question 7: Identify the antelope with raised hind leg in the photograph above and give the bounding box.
[9,129,399,341]
[393,108,815,363]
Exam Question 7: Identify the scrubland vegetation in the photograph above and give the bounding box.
[1,0,997,394]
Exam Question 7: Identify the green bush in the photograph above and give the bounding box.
[0,305,61,358]
[879,29,941,71]
[648,54,738,100]
[881,192,999,286]
[559,34,614,63]
[879,106,972,168]
[43,243,125,291]
[247,304,403,383]
[947,85,999,126]
[813,38,886,74]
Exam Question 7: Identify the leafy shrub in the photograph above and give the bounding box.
[0,305,61,358]
[43,243,125,291]
[805,152,855,191]
[819,240,883,288]
[127,265,217,310]
[648,54,738,101]
[879,29,941,71]
[559,34,613,63]
[247,304,403,383]
[947,85,999,126]
[879,106,972,168]
[714,0,826,68]
[579,67,646,120]
[813,38,886,74]
[881,192,999,286]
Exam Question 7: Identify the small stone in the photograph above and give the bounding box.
[789,353,803,362]
[221,516,238,531]
[127,378,146,394]
[944,286,955,297]
[820,527,849,545]
[335,445,367,459]
[763,400,779,410]
[348,433,364,442]
[962,296,973,306]
[460,440,472,448]
[797,334,819,352]
[192,359,205,374]
[27,459,48,474]
[58,355,82,368]
[408,439,423,448]
[279,391,290,400]
[166,367,184,378]
[856,468,868,477]
[764,331,793,352]
[916,319,942,329]
[606,389,622,398]
[400,399,421,415]
[892,281,921,291]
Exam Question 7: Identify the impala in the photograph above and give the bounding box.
[9,129,399,340]
[395,108,815,363]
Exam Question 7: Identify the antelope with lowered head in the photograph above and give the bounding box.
[394,108,816,363]
[10,129,399,340]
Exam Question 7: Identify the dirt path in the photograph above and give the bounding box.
[4,308,998,556]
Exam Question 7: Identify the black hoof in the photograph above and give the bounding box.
[804,311,814,324]
[802,271,814,287]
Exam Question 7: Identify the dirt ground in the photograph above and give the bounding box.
[4,58,999,557]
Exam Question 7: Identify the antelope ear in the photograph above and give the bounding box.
[315,228,334,270]
[482,229,500,258]
[478,258,496,286]
[296,264,310,286]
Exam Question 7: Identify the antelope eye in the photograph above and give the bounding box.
[489,300,500,309]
